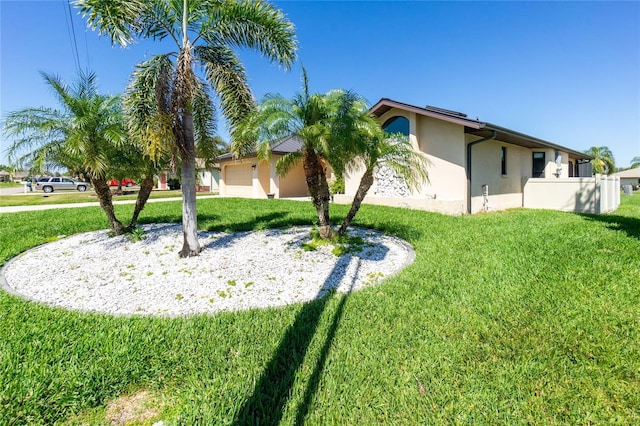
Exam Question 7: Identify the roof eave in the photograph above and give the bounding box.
[481,123,592,160]
[370,98,485,130]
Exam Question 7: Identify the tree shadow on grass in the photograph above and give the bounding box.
[204,211,311,233]
[579,213,640,241]
[232,245,384,425]
[136,213,222,227]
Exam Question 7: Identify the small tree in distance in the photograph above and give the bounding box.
[585,146,616,175]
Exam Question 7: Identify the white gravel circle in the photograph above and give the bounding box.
[2,223,414,317]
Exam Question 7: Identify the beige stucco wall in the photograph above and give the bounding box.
[352,110,466,202]
[333,194,466,215]
[278,156,308,198]
[220,156,307,199]
[468,140,581,213]
[523,175,620,214]
[524,178,598,212]
[255,159,270,198]
[468,138,528,213]
[415,115,466,201]
[341,106,601,216]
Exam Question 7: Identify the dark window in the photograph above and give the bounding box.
[382,116,409,136]
[568,161,574,177]
[501,147,507,175]
[532,152,545,178]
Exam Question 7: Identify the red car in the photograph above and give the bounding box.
[108,178,136,187]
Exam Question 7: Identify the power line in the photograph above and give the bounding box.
[83,25,91,69]
[62,0,81,73]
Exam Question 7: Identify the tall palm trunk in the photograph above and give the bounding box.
[303,150,333,239]
[91,177,125,235]
[338,167,373,236]
[127,174,155,229]
[179,110,201,257]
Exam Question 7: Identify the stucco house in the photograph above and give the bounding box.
[156,160,219,192]
[218,137,309,198]
[614,167,640,188]
[336,98,619,215]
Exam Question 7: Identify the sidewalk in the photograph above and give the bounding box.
[0,195,218,214]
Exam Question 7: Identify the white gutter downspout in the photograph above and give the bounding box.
[466,130,497,214]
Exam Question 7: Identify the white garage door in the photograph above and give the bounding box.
[225,164,253,197]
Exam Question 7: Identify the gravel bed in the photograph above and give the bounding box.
[2,224,414,317]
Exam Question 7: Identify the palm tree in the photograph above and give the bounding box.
[3,71,129,234]
[630,156,640,169]
[337,133,429,236]
[233,71,364,239]
[76,0,297,257]
[585,146,616,175]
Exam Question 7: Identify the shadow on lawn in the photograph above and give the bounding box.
[204,211,311,233]
[232,246,384,425]
[136,213,221,227]
[579,213,640,241]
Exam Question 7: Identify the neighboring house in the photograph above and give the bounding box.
[614,167,640,188]
[196,159,220,192]
[156,159,220,192]
[337,98,619,215]
[218,137,309,198]
[11,171,29,181]
[0,171,10,182]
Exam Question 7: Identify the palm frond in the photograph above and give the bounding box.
[124,55,175,162]
[373,135,429,191]
[201,0,297,69]
[74,0,145,46]
[195,44,254,128]
[231,109,260,159]
[138,0,181,44]
[192,78,216,147]
[275,151,302,177]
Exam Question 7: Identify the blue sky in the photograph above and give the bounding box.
[1,0,639,168]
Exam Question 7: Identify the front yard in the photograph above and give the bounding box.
[0,195,638,424]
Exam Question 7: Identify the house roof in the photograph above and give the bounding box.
[614,167,640,178]
[195,158,220,170]
[370,98,592,160]
[219,136,303,161]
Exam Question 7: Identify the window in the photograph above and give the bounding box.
[382,116,409,136]
[501,147,507,175]
[532,152,545,178]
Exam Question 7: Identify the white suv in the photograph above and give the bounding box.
[35,177,90,193]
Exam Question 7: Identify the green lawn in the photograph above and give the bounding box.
[0,181,23,188]
[0,189,215,207]
[0,196,638,425]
